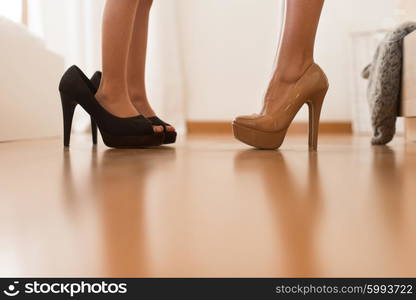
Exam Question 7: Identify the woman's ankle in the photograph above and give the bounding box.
[264,58,314,106]
[129,92,156,117]
[132,101,156,118]
[95,87,140,118]
[96,84,128,103]
[274,57,314,83]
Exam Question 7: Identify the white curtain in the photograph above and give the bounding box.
[28,0,104,74]
[147,0,186,133]
[28,0,186,133]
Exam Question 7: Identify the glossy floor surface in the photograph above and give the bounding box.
[1,134,416,277]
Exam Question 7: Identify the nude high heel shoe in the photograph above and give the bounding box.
[233,63,329,151]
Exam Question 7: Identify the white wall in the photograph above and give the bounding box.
[28,0,105,75]
[147,0,187,133]
[178,0,400,122]
[177,0,283,121]
[0,17,64,141]
[317,0,400,122]
[25,0,106,132]
[0,0,22,23]
[400,0,416,20]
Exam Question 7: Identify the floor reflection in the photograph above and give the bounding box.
[94,149,151,276]
[234,150,323,276]
[371,146,403,235]
[47,136,416,277]
[62,146,176,276]
[369,145,416,274]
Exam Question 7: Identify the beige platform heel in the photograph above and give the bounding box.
[233,63,329,151]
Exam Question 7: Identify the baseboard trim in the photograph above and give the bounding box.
[187,121,352,135]
[405,118,416,141]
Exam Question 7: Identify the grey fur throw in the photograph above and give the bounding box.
[362,22,416,145]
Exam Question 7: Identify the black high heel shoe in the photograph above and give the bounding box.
[59,66,164,148]
[91,71,177,145]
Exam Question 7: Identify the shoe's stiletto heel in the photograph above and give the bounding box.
[60,92,77,147]
[91,117,98,145]
[59,65,164,148]
[233,63,329,150]
[308,88,327,151]
[61,93,100,147]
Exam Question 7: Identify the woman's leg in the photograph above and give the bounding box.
[95,0,139,118]
[263,0,324,113]
[96,0,162,132]
[127,0,175,132]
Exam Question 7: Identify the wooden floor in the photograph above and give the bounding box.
[1,134,416,277]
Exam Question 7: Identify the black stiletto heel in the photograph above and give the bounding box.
[91,117,98,145]
[59,65,164,148]
[60,93,77,147]
[91,71,177,145]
